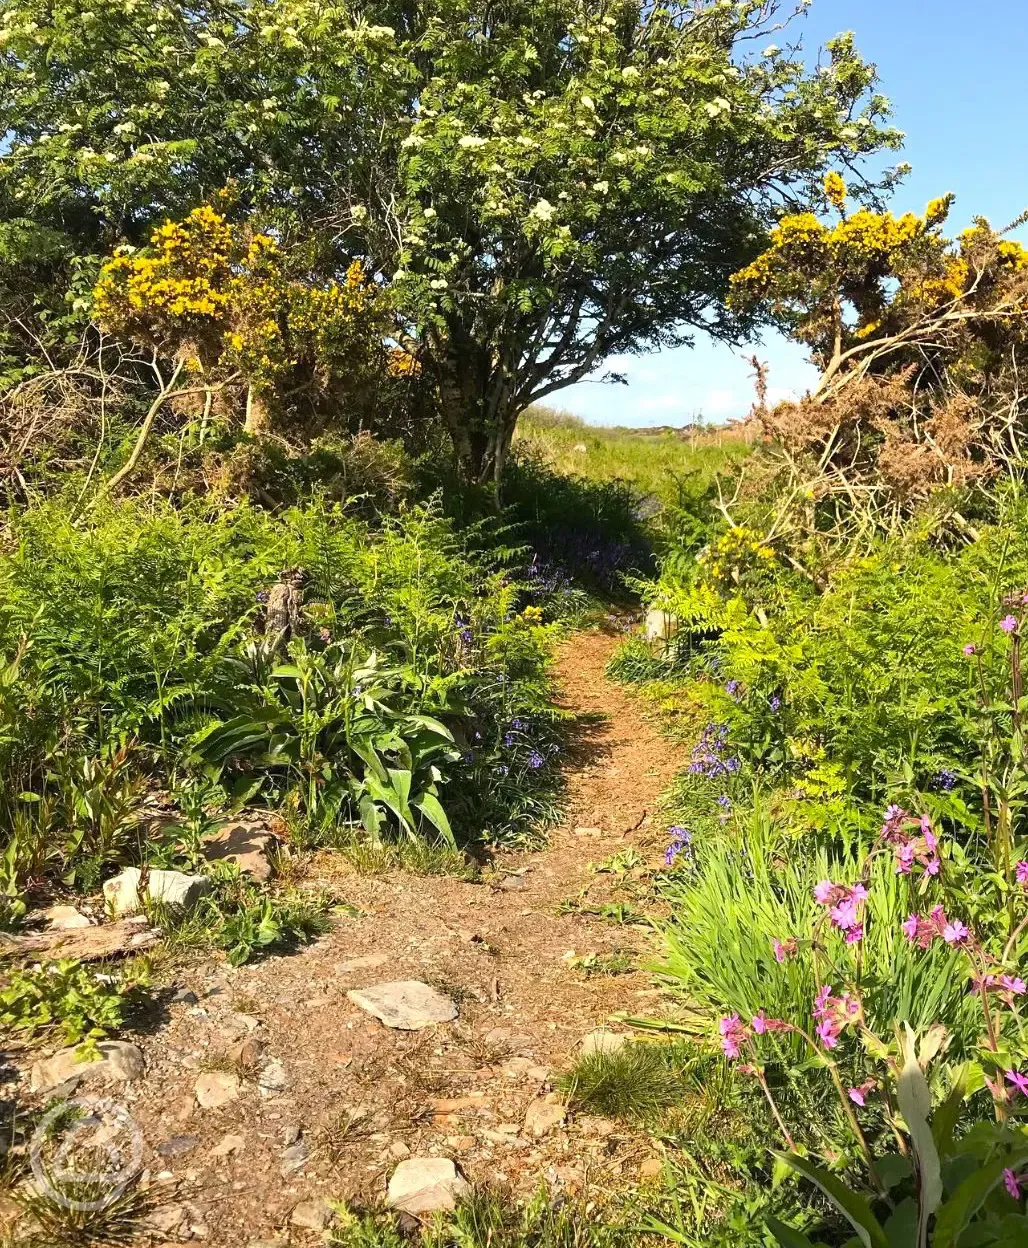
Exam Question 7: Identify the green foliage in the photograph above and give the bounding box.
[155,874,333,966]
[0,958,150,1044]
[329,1187,633,1248]
[0,493,564,896]
[658,808,978,1064]
[561,1043,695,1122]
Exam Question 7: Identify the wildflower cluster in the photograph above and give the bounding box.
[813,879,868,943]
[880,805,940,876]
[687,723,740,779]
[695,524,776,591]
[664,825,693,867]
[812,983,862,1049]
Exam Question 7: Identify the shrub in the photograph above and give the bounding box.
[0,958,151,1045]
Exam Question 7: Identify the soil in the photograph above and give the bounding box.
[7,628,684,1246]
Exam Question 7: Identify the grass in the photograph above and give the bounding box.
[515,406,753,509]
[328,1187,636,1247]
[559,1042,697,1122]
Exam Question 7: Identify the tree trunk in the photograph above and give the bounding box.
[244,386,271,435]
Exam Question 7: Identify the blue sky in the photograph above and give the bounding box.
[556,0,1028,426]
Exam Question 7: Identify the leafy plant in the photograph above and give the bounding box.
[0,959,150,1045]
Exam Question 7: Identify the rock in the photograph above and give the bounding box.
[103,867,211,917]
[580,1030,630,1059]
[30,1046,100,1093]
[387,1140,411,1161]
[30,1041,144,1093]
[157,1135,201,1159]
[639,1157,664,1180]
[98,1040,146,1081]
[386,1157,470,1216]
[247,1241,286,1248]
[644,607,678,644]
[146,1203,187,1235]
[580,1117,617,1138]
[290,1199,334,1231]
[226,1035,263,1068]
[335,953,389,973]
[258,1058,288,1096]
[496,874,527,892]
[41,904,93,930]
[194,1072,240,1109]
[573,827,602,838]
[172,988,199,1005]
[279,1137,309,1177]
[347,981,457,1030]
[203,823,278,883]
[523,1098,566,1138]
[0,915,157,962]
[210,1133,245,1158]
[281,1121,302,1146]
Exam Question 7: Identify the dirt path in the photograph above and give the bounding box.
[20,630,683,1245]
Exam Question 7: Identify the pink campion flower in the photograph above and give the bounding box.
[1005,1168,1022,1200]
[773,937,797,963]
[844,924,864,945]
[830,898,860,930]
[850,883,869,904]
[848,1086,866,1106]
[895,842,916,874]
[902,914,919,941]
[943,920,970,945]
[1001,614,1019,634]
[924,857,941,876]
[813,880,836,904]
[719,1014,748,1060]
[1017,861,1028,886]
[752,1011,768,1035]
[963,643,977,656]
[1006,1069,1028,1097]
[816,1018,840,1049]
[1000,975,1027,996]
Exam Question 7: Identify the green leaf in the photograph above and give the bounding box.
[933,1149,1028,1248]
[765,1216,817,1248]
[412,791,456,848]
[772,1152,888,1248]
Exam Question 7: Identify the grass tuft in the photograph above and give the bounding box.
[559,1042,695,1121]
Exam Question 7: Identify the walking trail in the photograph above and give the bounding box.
[24,629,684,1245]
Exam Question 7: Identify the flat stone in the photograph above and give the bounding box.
[211,1133,245,1158]
[523,1098,566,1137]
[335,953,389,973]
[194,1072,240,1109]
[30,1046,100,1093]
[103,867,211,917]
[580,1030,630,1058]
[280,1138,309,1177]
[157,1135,201,1159]
[203,823,278,883]
[41,904,93,930]
[386,1157,470,1216]
[290,1199,334,1231]
[639,1157,664,1179]
[146,1204,187,1235]
[258,1058,288,1095]
[30,1041,144,1092]
[347,981,457,1030]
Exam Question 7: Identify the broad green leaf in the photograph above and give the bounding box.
[765,1216,817,1248]
[412,792,456,848]
[772,1152,888,1248]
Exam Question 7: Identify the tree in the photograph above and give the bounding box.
[1,0,900,484]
